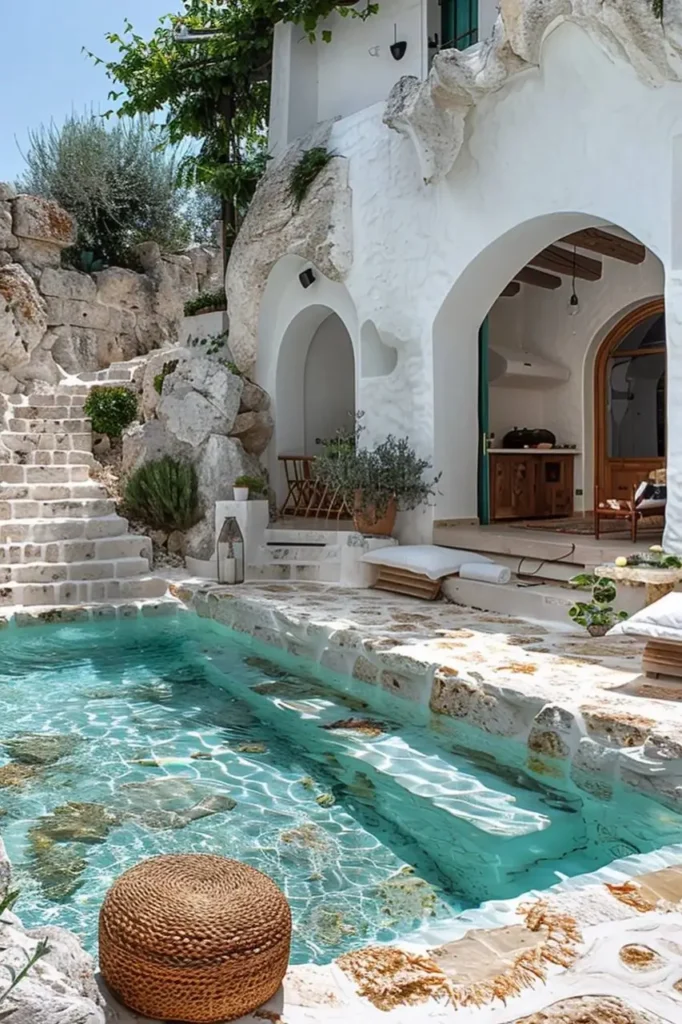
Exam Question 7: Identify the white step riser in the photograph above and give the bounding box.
[261,543,341,564]
[0,536,152,566]
[3,451,95,467]
[12,393,88,409]
[78,371,135,382]
[0,576,167,607]
[2,433,92,453]
[2,557,151,585]
[8,419,91,434]
[0,517,129,544]
[0,484,105,500]
[5,405,86,420]
[2,499,115,519]
[0,465,91,484]
[247,563,340,583]
[264,528,354,544]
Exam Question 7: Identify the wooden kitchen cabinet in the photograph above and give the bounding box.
[490,452,575,521]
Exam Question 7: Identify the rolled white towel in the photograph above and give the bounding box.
[459,562,511,585]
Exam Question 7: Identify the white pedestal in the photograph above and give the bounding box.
[215,500,269,579]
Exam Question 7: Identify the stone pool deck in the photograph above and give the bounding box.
[173,579,682,811]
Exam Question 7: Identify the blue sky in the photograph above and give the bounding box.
[1,1,175,182]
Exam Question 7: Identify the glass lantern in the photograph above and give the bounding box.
[217,516,245,584]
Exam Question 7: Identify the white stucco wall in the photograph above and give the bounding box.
[304,312,355,453]
[258,18,682,547]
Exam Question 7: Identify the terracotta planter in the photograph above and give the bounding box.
[353,495,397,536]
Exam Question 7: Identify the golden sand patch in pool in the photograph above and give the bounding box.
[618,944,663,970]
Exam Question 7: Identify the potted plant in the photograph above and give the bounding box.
[568,573,629,637]
[313,416,441,536]
[233,475,266,501]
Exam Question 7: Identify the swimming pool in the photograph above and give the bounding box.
[0,614,681,964]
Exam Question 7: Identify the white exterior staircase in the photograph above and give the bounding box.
[0,365,166,609]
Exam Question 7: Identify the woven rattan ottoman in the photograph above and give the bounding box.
[99,854,292,1023]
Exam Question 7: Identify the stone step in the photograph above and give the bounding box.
[264,527,356,545]
[53,384,91,397]
[78,369,135,382]
[260,542,341,565]
[6,404,87,420]
[0,534,152,566]
[2,556,151,585]
[0,482,105,500]
[0,515,130,544]
[2,497,116,520]
[0,465,91,484]
[8,418,90,434]
[4,450,95,468]
[1,432,92,453]
[7,393,86,410]
[0,575,168,608]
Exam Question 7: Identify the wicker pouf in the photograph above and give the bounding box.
[99,854,292,1023]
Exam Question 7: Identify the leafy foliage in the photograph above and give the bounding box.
[184,288,226,316]
[0,890,51,1015]
[124,457,202,531]
[234,474,266,493]
[153,360,180,395]
[84,386,138,437]
[75,250,106,273]
[568,574,628,633]
[90,0,378,259]
[17,114,193,269]
[189,330,230,357]
[288,147,335,209]
[314,416,441,518]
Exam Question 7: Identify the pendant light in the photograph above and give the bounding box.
[567,245,580,317]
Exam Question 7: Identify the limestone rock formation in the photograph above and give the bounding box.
[140,346,189,421]
[385,0,682,183]
[157,356,243,446]
[240,379,271,413]
[230,409,274,455]
[0,263,48,372]
[0,836,10,896]
[225,122,353,371]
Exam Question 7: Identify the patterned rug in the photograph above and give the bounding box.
[508,514,665,537]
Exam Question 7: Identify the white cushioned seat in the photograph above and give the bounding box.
[360,545,491,581]
[609,592,682,641]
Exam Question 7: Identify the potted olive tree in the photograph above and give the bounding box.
[314,417,441,536]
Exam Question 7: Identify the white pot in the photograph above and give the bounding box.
[233,487,249,501]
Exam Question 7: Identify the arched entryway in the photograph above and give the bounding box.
[594,298,665,501]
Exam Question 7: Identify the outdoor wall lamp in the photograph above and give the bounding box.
[390,24,407,60]
[299,268,316,288]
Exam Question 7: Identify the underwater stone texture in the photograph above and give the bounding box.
[179,579,682,809]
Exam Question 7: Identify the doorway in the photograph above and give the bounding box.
[594,298,665,500]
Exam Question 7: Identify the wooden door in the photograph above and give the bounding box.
[595,299,666,501]
[536,456,574,517]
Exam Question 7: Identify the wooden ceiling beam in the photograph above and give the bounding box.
[514,266,562,290]
[560,228,646,265]
[529,244,602,281]
[501,281,521,297]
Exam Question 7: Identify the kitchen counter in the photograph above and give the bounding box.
[490,448,580,455]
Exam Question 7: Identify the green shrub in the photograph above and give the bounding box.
[288,147,335,210]
[189,331,230,357]
[124,457,202,531]
[83,386,138,437]
[153,360,179,395]
[184,289,227,317]
[234,474,266,493]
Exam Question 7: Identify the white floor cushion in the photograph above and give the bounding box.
[609,591,682,641]
[361,544,491,581]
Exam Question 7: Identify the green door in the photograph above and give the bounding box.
[478,317,490,525]
[441,0,478,50]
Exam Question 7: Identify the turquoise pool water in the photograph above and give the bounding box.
[1,614,681,963]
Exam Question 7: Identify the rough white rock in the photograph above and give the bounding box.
[121,420,192,478]
[140,346,189,421]
[12,329,64,386]
[41,267,97,302]
[0,836,10,896]
[225,122,352,371]
[230,410,274,455]
[0,263,48,371]
[0,203,16,250]
[11,195,76,247]
[185,434,262,558]
[158,356,243,446]
[0,182,17,202]
[51,324,138,374]
[94,267,155,314]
